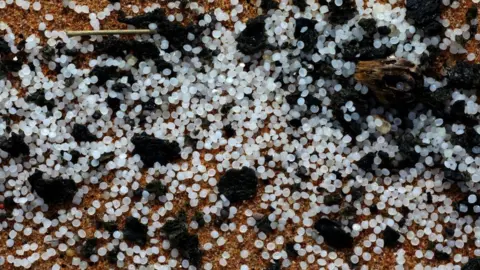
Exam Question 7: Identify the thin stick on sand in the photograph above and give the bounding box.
[66,29,156,37]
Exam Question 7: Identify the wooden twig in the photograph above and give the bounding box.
[66,29,156,37]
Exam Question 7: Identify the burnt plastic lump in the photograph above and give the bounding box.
[383,226,400,247]
[218,167,258,203]
[236,16,268,55]
[321,0,357,25]
[131,133,181,167]
[72,124,97,142]
[123,216,148,246]
[314,218,353,249]
[295,18,319,52]
[80,238,98,258]
[25,90,55,110]
[462,258,480,270]
[90,65,119,86]
[447,61,480,89]
[27,170,78,204]
[160,212,203,266]
[0,132,29,157]
[406,0,443,36]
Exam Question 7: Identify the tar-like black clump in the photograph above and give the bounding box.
[123,216,148,246]
[25,90,55,110]
[447,61,480,89]
[285,242,298,258]
[314,218,353,249]
[111,82,131,93]
[131,133,181,167]
[358,18,377,37]
[101,221,119,233]
[223,124,236,138]
[450,126,480,154]
[406,0,443,36]
[69,150,81,164]
[218,167,258,203]
[118,8,206,54]
[0,132,29,157]
[443,168,470,182]
[0,39,10,54]
[395,132,421,168]
[145,180,167,197]
[80,238,98,258]
[292,0,307,11]
[342,40,396,61]
[256,216,273,233]
[434,250,450,261]
[383,226,400,247]
[72,124,96,142]
[265,260,281,270]
[193,211,205,227]
[107,246,120,264]
[236,15,267,55]
[462,258,480,270]
[28,170,77,204]
[324,193,342,206]
[356,152,376,172]
[261,0,279,11]
[90,65,119,86]
[456,193,480,215]
[377,26,391,36]
[321,0,357,25]
[161,211,203,266]
[295,18,319,52]
[3,196,16,211]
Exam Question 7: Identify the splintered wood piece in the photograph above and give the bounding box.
[66,29,155,37]
[354,58,422,104]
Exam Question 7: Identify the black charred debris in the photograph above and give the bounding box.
[0,132,29,157]
[314,218,353,249]
[80,238,98,258]
[320,0,357,25]
[236,15,268,55]
[456,193,480,215]
[25,90,55,110]
[447,61,480,89]
[123,216,148,246]
[90,65,120,86]
[118,8,211,57]
[160,211,203,266]
[383,226,400,247]
[261,0,279,12]
[295,18,319,52]
[443,168,470,182]
[28,170,78,204]
[131,133,181,167]
[406,0,444,36]
[72,124,97,142]
[462,258,480,270]
[218,167,258,203]
[292,0,307,12]
[145,180,167,197]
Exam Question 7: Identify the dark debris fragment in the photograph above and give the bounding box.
[161,211,203,266]
[218,167,258,203]
[314,218,353,249]
[292,0,307,11]
[358,18,377,37]
[25,90,55,110]
[72,124,96,142]
[295,18,319,52]
[321,0,357,25]
[131,133,181,167]
[406,0,443,36]
[383,226,400,247]
[90,66,119,86]
[443,168,470,182]
[462,258,480,270]
[260,0,279,11]
[145,180,167,197]
[123,216,148,246]
[447,61,480,89]
[80,238,98,259]
[0,132,29,158]
[28,170,77,204]
[236,15,268,55]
